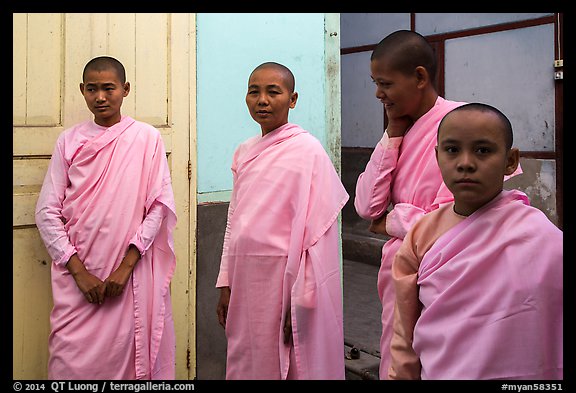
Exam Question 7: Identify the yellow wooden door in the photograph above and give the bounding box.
[13,13,196,380]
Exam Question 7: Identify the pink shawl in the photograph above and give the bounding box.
[415,190,563,379]
[219,123,348,379]
[44,116,176,379]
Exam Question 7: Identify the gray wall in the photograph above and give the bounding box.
[340,13,559,225]
[196,203,229,380]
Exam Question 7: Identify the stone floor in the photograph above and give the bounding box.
[342,258,382,379]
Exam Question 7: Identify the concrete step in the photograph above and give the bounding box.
[342,230,387,267]
[344,344,380,380]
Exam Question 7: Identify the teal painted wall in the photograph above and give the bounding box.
[196,13,329,202]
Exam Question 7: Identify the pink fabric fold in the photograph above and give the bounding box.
[37,116,176,380]
[415,190,563,379]
[218,123,349,379]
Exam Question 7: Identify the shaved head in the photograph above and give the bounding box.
[439,103,514,150]
[371,30,437,84]
[83,56,126,84]
[250,62,295,93]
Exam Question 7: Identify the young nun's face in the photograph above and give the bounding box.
[370,56,424,121]
[80,69,130,127]
[436,110,519,216]
[246,67,298,135]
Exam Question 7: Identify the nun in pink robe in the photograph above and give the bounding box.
[35,115,177,380]
[354,96,467,377]
[389,189,563,379]
[216,122,349,379]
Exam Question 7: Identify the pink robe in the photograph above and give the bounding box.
[391,190,563,379]
[216,123,349,380]
[354,96,466,378]
[35,116,177,380]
